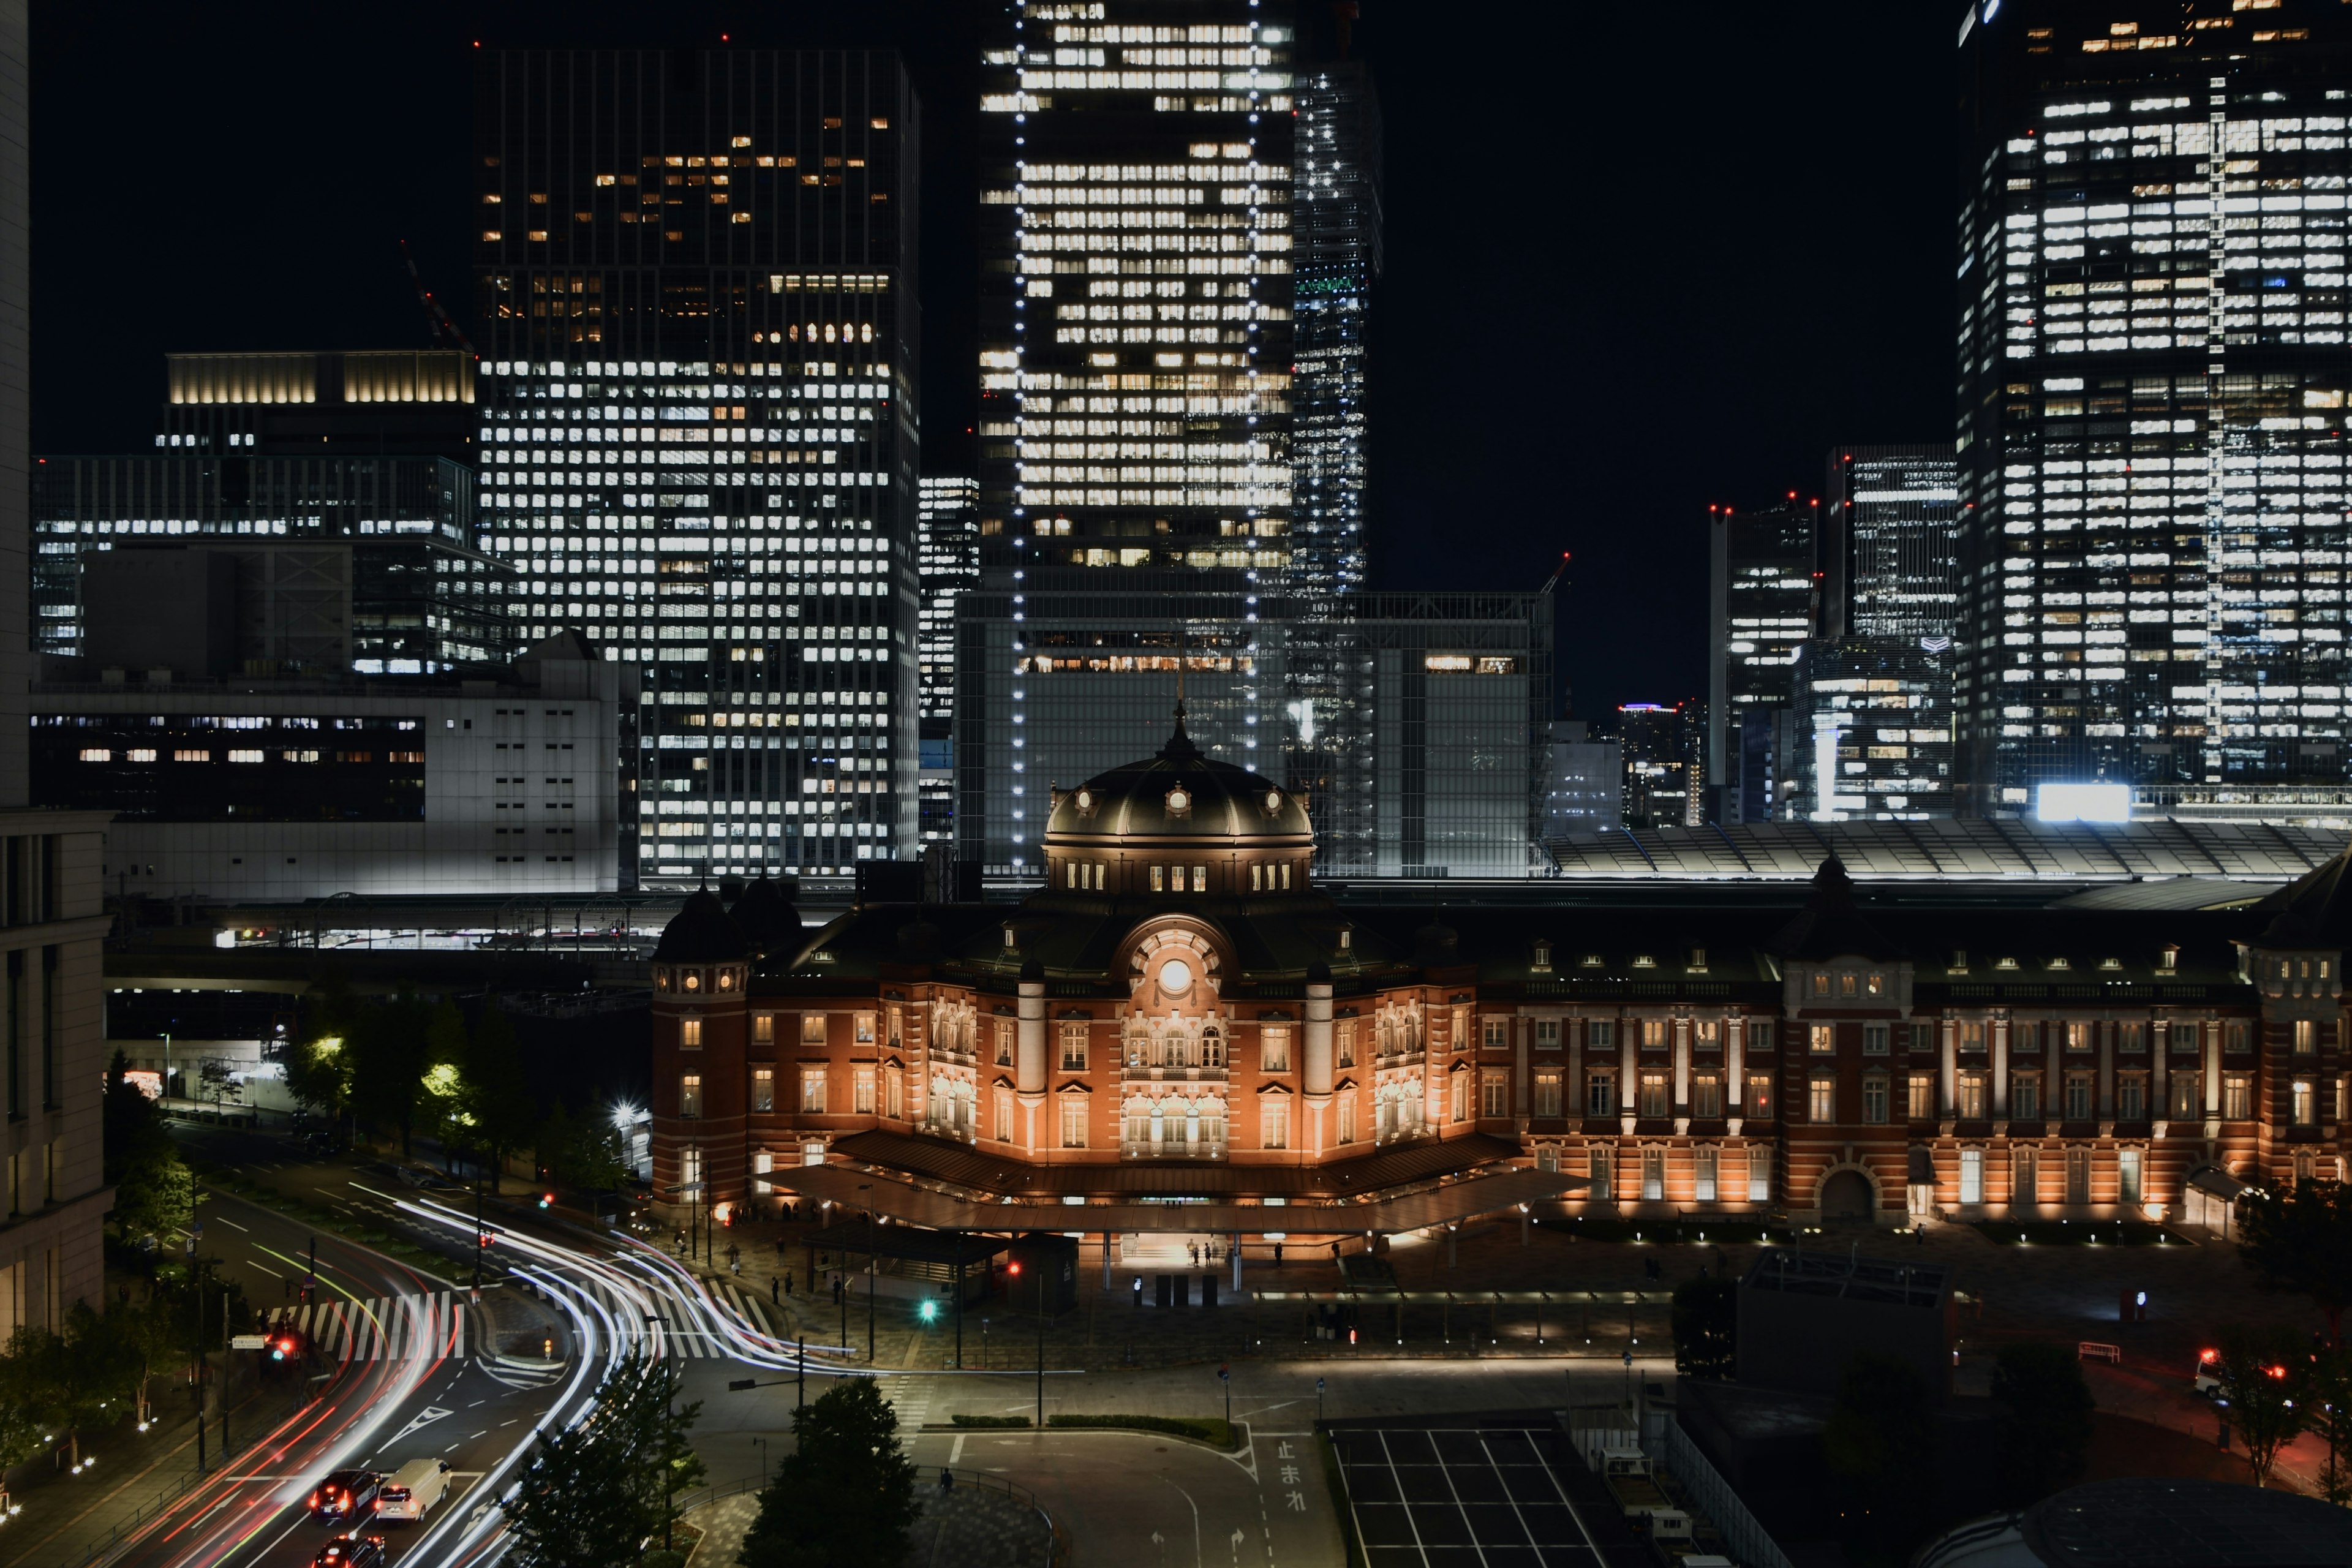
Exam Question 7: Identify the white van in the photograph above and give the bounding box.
[375,1458,453,1523]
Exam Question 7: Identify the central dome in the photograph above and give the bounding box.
[1039,711,1314,899]
[1045,714,1311,843]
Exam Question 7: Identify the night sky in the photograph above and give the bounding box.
[31,2,1951,715]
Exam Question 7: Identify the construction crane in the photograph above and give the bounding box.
[401,240,478,358]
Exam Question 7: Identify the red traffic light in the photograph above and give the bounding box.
[478,1232,494,1248]
[2201,1348,2218,1363]
[1008,1261,1022,1276]
[538,1193,554,1210]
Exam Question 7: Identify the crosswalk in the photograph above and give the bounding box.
[873,1373,933,1430]
[264,1291,468,1362]
[649,1276,785,1358]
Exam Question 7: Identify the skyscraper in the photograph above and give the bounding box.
[1957,1,2352,819]
[968,1,1300,875]
[1825,445,1959,642]
[1292,58,1381,600]
[473,50,920,886]
[917,475,977,847]
[1708,498,1820,818]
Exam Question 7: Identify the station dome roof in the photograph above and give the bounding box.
[1043,711,1311,846]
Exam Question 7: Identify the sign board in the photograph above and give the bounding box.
[229,1334,268,1351]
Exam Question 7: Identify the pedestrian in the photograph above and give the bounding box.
[771,1273,780,1304]
[786,1270,795,1296]
[1274,1242,1284,1267]
[940,1465,955,1496]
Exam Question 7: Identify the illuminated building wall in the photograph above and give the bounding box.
[1792,638,1956,822]
[1708,499,1820,818]
[1606,703,1703,831]
[1826,445,1959,642]
[1957,1,2352,820]
[473,50,921,889]
[954,589,1549,878]
[1292,58,1380,600]
[918,476,978,847]
[157,350,478,463]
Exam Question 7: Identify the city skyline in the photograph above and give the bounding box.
[25,1,1955,720]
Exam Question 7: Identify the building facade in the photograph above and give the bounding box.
[1541,720,1621,840]
[0,0,111,1339]
[954,587,1550,878]
[1825,445,1959,643]
[1708,500,1820,817]
[157,349,478,462]
[649,721,2352,1233]
[33,456,510,672]
[472,49,921,885]
[1792,638,1956,823]
[1291,58,1381,601]
[31,635,632,900]
[1956,1,2352,818]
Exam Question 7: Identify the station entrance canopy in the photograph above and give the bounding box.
[769,1164,1583,1236]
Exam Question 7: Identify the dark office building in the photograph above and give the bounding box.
[471,49,922,886]
[157,350,477,463]
[1292,58,1382,601]
[1956,1,2352,821]
[1708,499,1820,821]
[32,455,511,674]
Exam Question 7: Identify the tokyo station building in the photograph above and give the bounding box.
[647,720,2352,1243]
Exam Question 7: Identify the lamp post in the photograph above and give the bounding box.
[859,1183,876,1363]
[752,1436,768,1486]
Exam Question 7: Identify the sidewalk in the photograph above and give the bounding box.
[6,1375,309,1568]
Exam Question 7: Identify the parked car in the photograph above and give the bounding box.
[307,1469,382,1524]
[312,1534,386,1568]
[375,1458,453,1523]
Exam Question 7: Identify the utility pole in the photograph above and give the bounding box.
[1035,1265,1046,1428]
[220,1287,231,1457]
[796,1335,805,1414]
[473,1180,484,1292]
[194,1273,207,1475]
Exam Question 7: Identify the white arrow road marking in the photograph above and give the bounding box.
[386,1405,454,1445]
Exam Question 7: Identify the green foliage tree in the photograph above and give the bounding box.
[2310,1341,2352,1506]
[2216,1324,2310,1489]
[349,989,431,1158]
[1670,1272,1736,1379]
[282,1033,354,1126]
[2235,1177,2352,1345]
[501,1349,704,1568]
[1988,1342,2096,1507]
[538,1103,631,1195]
[1823,1352,1939,1566]
[467,1003,537,1188]
[113,1139,197,1249]
[738,1379,919,1568]
[102,1049,170,1185]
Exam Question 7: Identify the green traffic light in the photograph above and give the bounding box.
[919,1300,938,1324]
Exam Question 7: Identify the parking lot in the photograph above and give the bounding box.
[1329,1422,1652,1568]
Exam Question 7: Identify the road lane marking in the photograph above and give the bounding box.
[215,1216,250,1232]
[249,1257,284,1278]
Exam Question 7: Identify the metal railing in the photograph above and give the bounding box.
[1645,1411,1795,1568]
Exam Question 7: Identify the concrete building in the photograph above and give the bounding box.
[1541,721,1621,841]
[32,633,633,901]
[0,0,114,1339]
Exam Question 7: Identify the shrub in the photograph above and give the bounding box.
[948,1414,1032,1428]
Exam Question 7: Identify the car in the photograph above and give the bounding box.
[375,1458,453,1522]
[312,1534,386,1568]
[307,1469,382,1524]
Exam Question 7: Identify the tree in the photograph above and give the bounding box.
[349,989,431,1158]
[738,1379,919,1568]
[501,1350,703,1568]
[282,1032,353,1126]
[1823,1352,1939,1565]
[2310,1341,2352,1506]
[502,1389,652,1568]
[1988,1342,2096,1507]
[113,1140,196,1248]
[1670,1273,1736,1379]
[538,1103,631,1195]
[102,1049,169,1185]
[2236,1177,2352,1345]
[2216,1324,2310,1488]
[467,1003,537,1188]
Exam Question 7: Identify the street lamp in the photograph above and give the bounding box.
[752,1436,768,1485]
[858,1183,876,1362]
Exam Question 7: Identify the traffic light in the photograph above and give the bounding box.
[538,1193,554,1210]
[1008,1261,1022,1278]
[478,1232,494,1249]
[271,1336,297,1361]
[919,1300,938,1324]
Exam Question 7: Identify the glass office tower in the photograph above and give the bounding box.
[1826,445,1959,642]
[1958,1,2352,818]
[1707,498,1820,818]
[473,50,920,884]
[1292,59,1381,600]
[970,1,1297,875]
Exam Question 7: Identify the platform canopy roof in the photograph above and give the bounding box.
[769,1164,1581,1236]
